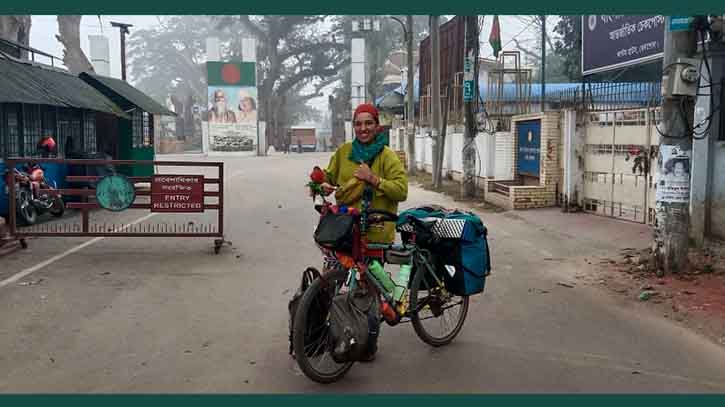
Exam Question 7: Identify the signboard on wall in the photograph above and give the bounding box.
[151,175,204,212]
[582,15,665,75]
[207,61,258,152]
[517,121,541,178]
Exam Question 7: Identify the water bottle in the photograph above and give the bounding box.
[367,260,395,296]
[393,264,412,302]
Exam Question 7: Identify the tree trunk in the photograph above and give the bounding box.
[170,94,185,141]
[56,15,94,74]
[184,91,194,140]
[0,15,32,59]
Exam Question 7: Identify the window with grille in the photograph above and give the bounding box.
[132,109,144,148]
[23,105,42,157]
[40,106,58,157]
[7,107,19,157]
[58,108,82,157]
[83,112,97,154]
[143,112,152,146]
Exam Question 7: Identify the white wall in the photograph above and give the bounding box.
[494,132,515,180]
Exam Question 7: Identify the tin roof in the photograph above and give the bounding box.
[0,56,127,117]
[80,72,176,116]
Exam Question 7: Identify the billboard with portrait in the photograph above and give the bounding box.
[206,61,258,152]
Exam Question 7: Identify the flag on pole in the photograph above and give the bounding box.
[489,15,502,58]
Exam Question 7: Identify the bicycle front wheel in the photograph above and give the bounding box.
[292,268,353,383]
[409,263,469,347]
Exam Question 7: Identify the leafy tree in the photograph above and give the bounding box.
[216,15,349,146]
[128,16,220,105]
[552,15,582,81]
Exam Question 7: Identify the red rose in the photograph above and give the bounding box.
[310,166,326,184]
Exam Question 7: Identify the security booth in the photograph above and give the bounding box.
[0,56,128,220]
[79,73,176,177]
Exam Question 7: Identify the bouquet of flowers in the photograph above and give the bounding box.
[307,166,332,196]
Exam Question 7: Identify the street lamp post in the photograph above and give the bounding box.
[389,16,416,175]
[351,17,381,111]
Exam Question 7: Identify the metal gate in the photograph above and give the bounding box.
[582,108,659,224]
[4,158,226,253]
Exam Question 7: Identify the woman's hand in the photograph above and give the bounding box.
[354,164,380,187]
[321,182,337,195]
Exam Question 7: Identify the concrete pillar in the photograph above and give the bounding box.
[206,37,220,62]
[690,43,725,246]
[351,38,366,111]
[484,132,496,178]
[563,109,577,209]
[88,35,110,76]
[257,121,267,156]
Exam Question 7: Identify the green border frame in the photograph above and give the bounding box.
[1,1,724,14]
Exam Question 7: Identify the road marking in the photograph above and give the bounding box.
[0,213,157,289]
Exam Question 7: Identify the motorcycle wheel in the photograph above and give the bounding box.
[17,187,38,226]
[49,197,65,218]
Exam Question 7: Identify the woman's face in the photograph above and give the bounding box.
[354,112,377,144]
[242,97,254,112]
[674,161,685,177]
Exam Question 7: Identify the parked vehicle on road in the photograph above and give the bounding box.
[8,163,64,226]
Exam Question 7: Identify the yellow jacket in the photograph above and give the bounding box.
[325,142,408,243]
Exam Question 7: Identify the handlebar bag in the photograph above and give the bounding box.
[314,212,355,252]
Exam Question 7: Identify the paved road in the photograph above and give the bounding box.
[1,152,725,393]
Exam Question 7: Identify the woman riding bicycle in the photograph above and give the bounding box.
[313,103,408,361]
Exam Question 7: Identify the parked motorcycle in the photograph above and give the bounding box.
[9,163,64,226]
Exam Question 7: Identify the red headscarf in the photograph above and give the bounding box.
[353,103,379,124]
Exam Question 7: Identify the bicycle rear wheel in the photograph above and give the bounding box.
[292,268,353,383]
[409,261,469,347]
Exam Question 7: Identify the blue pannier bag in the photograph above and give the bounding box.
[397,206,491,296]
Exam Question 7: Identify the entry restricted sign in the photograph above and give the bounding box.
[151,175,204,212]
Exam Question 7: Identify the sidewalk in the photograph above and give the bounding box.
[412,175,725,348]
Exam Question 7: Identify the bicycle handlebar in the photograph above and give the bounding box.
[313,203,398,223]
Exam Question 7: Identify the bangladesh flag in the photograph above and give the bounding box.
[207,61,256,87]
[489,15,502,58]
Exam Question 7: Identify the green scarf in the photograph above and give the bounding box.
[349,131,388,164]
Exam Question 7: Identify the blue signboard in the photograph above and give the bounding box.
[517,120,541,178]
[463,80,474,102]
[670,16,692,31]
[582,15,665,75]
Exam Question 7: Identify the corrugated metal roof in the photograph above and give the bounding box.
[80,73,176,116]
[0,57,127,117]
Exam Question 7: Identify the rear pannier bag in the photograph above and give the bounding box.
[397,206,491,296]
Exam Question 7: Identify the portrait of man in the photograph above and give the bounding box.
[208,89,237,123]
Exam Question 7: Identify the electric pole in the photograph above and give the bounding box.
[462,15,479,198]
[406,15,417,176]
[654,17,699,274]
[540,15,546,112]
[430,15,441,187]
[110,21,132,81]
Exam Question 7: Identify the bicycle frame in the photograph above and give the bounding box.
[314,194,447,323]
